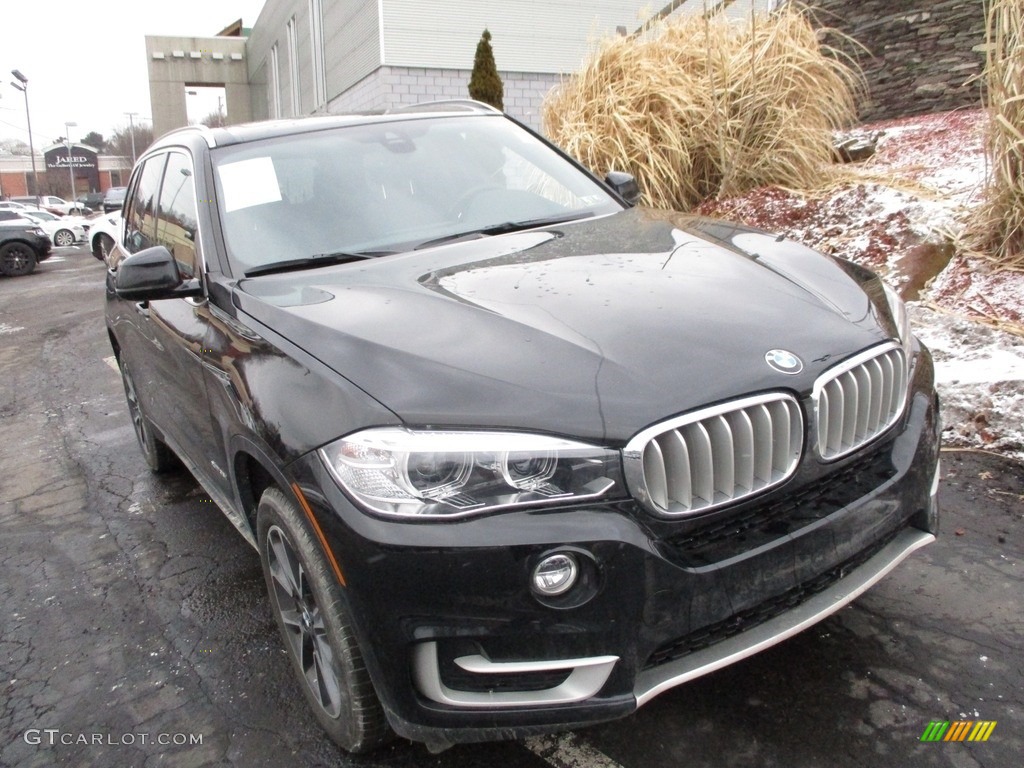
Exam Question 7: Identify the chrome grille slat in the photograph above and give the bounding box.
[878,353,895,423]
[814,343,908,461]
[624,393,803,516]
[644,439,668,510]
[841,371,858,450]
[726,410,755,494]
[853,365,871,441]
[684,422,714,506]
[707,416,735,502]
[660,430,691,510]
[865,358,884,434]
[749,404,773,490]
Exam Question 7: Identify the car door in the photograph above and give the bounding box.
[115,154,166,417]
[119,150,220,479]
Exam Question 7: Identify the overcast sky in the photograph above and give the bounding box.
[0,0,267,149]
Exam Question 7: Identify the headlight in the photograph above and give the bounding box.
[883,282,913,352]
[320,428,624,518]
[33,227,47,237]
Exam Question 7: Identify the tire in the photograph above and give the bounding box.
[0,241,37,277]
[257,487,390,754]
[54,229,75,247]
[93,233,114,263]
[118,356,176,472]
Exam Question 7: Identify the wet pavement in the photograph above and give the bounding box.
[1,249,1021,767]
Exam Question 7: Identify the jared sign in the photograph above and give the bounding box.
[44,144,98,171]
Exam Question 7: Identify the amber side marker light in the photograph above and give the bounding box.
[291,483,347,587]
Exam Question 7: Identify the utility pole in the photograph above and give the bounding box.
[65,121,78,199]
[124,111,138,164]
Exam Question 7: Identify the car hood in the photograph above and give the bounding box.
[232,208,897,443]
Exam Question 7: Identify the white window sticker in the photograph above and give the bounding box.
[217,157,283,212]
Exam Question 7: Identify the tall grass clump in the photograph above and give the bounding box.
[975,0,1024,270]
[542,4,862,211]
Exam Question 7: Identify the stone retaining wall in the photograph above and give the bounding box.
[809,1,988,122]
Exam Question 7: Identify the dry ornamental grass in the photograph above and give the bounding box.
[542,4,862,211]
[975,0,1024,271]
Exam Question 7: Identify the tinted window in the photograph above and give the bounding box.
[124,157,166,254]
[155,152,200,279]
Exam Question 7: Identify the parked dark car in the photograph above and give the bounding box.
[77,191,106,212]
[105,101,941,754]
[0,219,51,276]
[102,186,127,212]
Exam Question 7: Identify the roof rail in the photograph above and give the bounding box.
[386,99,502,115]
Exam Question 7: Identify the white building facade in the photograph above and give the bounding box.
[244,0,775,130]
[146,1,775,136]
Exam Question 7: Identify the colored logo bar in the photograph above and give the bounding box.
[920,721,997,742]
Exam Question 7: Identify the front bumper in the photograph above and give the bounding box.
[292,351,940,746]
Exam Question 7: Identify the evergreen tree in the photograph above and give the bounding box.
[468,29,504,111]
[81,131,105,151]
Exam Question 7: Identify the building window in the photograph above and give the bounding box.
[308,0,327,108]
[287,16,301,116]
[269,43,281,119]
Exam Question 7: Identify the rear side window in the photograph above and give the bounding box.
[124,157,166,255]
[155,152,199,279]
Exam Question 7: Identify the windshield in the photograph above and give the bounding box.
[211,115,621,276]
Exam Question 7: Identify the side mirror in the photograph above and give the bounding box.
[604,171,641,206]
[114,245,202,302]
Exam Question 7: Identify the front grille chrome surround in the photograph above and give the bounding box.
[813,342,909,461]
[624,393,803,516]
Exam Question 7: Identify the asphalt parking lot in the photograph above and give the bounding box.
[1,248,1022,767]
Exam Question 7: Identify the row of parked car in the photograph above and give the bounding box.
[3,188,126,217]
[0,195,123,277]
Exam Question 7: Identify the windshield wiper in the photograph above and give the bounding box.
[413,211,594,251]
[244,250,392,277]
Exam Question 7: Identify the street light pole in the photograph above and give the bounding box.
[65,121,78,200]
[10,70,40,205]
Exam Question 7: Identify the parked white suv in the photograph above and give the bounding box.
[89,211,122,263]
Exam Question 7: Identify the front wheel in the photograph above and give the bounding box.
[0,242,37,277]
[257,487,390,753]
[54,229,76,247]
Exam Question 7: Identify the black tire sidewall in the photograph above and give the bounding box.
[256,487,388,753]
[118,355,176,473]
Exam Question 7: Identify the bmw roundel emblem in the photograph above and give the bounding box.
[765,349,803,375]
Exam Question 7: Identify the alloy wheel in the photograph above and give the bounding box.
[266,525,344,718]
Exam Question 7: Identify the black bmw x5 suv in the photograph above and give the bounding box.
[105,100,940,753]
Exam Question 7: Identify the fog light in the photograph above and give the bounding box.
[532,553,579,597]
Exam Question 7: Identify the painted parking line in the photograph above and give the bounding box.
[103,355,119,372]
[524,733,624,768]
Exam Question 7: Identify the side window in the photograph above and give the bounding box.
[155,152,200,280]
[123,156,166,255]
